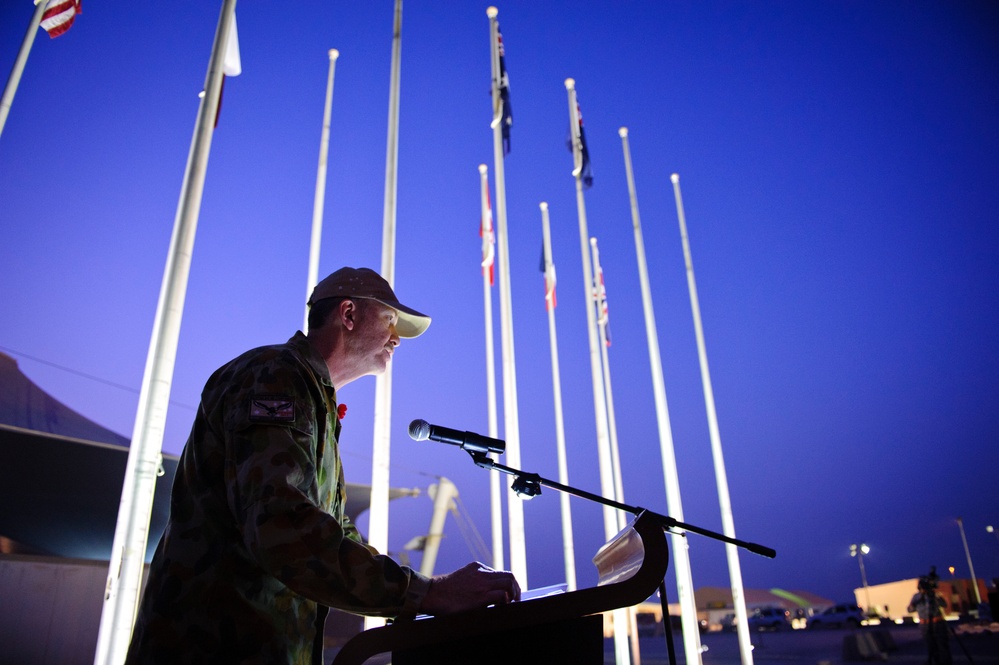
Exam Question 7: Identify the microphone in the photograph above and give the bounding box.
[408,419,505,454]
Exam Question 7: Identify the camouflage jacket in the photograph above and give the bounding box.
[125,332,430,665]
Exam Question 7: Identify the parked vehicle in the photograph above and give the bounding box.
[806,603,864,629]
[719,613,737,631]
[789,607,811,630]
[636,612,709,636]
[636,611,665,637]
[748,606,792,631]
[719,607,791,631]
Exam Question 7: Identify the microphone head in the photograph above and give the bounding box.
[408,419,431,441]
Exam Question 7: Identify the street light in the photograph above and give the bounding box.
[850,543,872,614]
[956,517,983,606]
[988,525,999,544]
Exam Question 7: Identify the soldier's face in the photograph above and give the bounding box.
[349,301,400,375]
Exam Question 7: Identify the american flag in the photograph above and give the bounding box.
[40,0,81,39]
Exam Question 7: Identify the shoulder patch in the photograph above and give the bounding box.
[249,397,296,422]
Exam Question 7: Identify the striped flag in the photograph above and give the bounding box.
[480,187,495,286]
[540,245,557,310]
[39,0,81,38]
[594,261,610,346]
[492,25,513,154]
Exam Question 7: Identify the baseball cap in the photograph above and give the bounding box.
[308,267,431,338]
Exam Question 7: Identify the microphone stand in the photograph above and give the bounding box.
[465,450,777,665]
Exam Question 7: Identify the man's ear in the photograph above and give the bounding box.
[339,299,357,331]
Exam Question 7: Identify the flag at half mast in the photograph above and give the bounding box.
[540,244,557,310]
[481,187,496,285]
[594,258,610,346]
[39,0,81,38]
[491,25,513,154]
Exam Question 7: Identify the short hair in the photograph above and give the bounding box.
[308,297,344,331]
[307,297,372,331]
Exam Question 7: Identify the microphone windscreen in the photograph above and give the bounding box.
[408,419,431,441]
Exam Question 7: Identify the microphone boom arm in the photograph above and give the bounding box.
[468,451,776,559]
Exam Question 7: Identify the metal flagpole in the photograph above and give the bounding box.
[479,164,504,570]
[366,0,403,631]
[564,78,628,665]
[304,48,340,332]
[590,235,639,665]
[486,6,527,584]
[540,201,577,591]
[619,128,705,664]
[93,2,238,663]
[671,172,752,665]
[956,517,983,606]
[589,237,625,532]
[0,0,48,140]
[563,78,616,550]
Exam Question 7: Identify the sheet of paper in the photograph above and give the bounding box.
[519,583,568,601]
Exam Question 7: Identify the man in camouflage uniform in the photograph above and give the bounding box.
[126,267,520,665]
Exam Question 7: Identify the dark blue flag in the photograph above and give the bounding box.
[569,98,593,188]
[497,27,513,153]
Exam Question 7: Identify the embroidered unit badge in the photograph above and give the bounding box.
[249,398,295,422]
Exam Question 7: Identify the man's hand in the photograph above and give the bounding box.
[419,562,521,616]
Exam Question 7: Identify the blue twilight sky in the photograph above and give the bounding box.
[1,1,997,604]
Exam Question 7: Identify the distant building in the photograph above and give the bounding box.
[690,586,834,629]
[854,578,990,621]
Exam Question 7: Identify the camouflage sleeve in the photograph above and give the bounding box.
[341,513,376,553]
[221,355,429,617]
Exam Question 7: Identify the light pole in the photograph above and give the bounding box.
[850,543,872,614]
[956,517,983,606]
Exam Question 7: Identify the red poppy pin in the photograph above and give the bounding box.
[337,403,347,419]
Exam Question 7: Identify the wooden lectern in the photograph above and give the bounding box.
[330,510,669,665]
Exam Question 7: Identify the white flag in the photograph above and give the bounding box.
[223,12,242,77]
